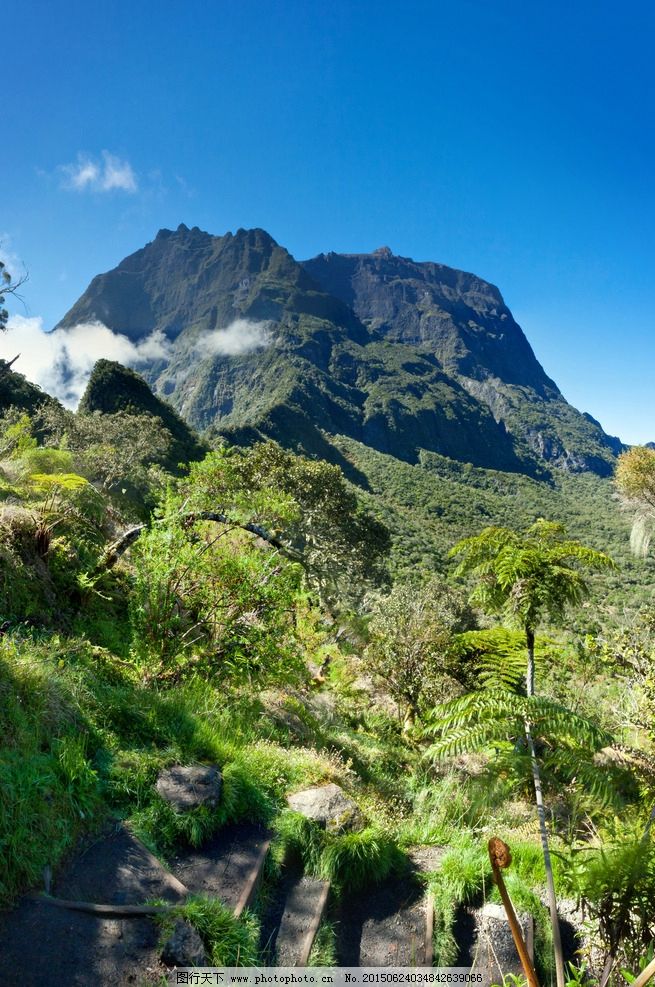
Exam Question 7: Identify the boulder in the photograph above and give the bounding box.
[287,783,363,833]
[161,919,207,968]
[156,764,222,811]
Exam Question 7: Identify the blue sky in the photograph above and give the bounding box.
[4,0,655,442]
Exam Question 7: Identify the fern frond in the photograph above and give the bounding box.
[425,722,512,759]
[540,749,620,809]
[526,695,611,750]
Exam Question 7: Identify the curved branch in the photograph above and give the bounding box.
[94,509,302,575]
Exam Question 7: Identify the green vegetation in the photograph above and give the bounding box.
[154,896,260,965]
[0,384,654,984]
[330,435,655,616]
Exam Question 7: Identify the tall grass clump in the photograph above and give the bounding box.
[155,896,260,966]
[429,836,490,965]
[319,828,405,890]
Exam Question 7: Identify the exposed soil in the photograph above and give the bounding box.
[454,904,532,987]
[169,822,270,914]
[0,823,184,987]
[274,874,330,966]
[336,873,429,966]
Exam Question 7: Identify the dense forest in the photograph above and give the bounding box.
[0,358,654,986]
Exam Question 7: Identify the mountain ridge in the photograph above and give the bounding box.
[53,225,623,478]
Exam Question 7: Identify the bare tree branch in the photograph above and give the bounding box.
[93,509,303,575]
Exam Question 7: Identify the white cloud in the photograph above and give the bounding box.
[0,316,272,410]
[1,316,170,408]
[193,319,272,357]
[61,151,138,194]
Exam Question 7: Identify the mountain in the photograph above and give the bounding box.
[78,359,207,471]
[54,224,622,478]
[302,248,623,474]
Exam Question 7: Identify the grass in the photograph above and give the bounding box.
[0,600,638,978]
[0,618,415,907]
[319,827,406,889]
[308,917,338,966]
[0,630,357,902]
[153,895,260,966]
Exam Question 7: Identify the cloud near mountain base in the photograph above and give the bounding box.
[1,316,273,409]
[1,316,171,408]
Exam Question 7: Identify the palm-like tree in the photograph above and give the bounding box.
[448,519,615,987]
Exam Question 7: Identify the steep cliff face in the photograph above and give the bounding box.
[303,249,622,473]
[303,247,554,391]
[53,226,622,476]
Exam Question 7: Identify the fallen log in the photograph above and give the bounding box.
[28,892,180,917]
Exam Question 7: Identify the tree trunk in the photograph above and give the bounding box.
[526,627,536,697]
[525,626,566,987]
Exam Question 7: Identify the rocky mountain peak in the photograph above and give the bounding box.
[51,225,623,477]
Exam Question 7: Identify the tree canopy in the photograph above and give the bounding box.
[450,519,615,661]
[180,442,391,606]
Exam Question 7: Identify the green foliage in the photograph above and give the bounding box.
[615,446,655,557]
[132,758,277,853]
[37,402,175,505]
[182,442,391,605]
[307,917,338,966]
[319,827,405,890]
[450,519,616,638]
[272,809,328,874]
[128,494,304,684]
[272,809,405,892]
[430,837,491,965]
[563,818,655,969]
[425,687,619,809]
[0,409,37,457]
[0,352,654,980]
[363,576,475,720]
[155,896,260,966]
[453,628,537,691]
[0,637,104,902]
[77,359,208,471]
[328,436,650,618]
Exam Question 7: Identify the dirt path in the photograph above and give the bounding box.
[0,823,184,986]
[170,822,271,915]
[336,873,430,966]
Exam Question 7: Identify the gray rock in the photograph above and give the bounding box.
[287,783,363,833]
[161,919,207,968]
[156,764,222,811]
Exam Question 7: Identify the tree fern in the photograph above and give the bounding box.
[424,688,613,799]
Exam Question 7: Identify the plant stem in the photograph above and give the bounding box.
[525,624,565,987]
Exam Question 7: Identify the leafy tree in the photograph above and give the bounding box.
[37,404,171,498]
[448,519,615,987]
[363,577,474,725]
[615,446,655,556]
[129,492,304,684]
[450,520,615,697]
[181,443,391,606]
